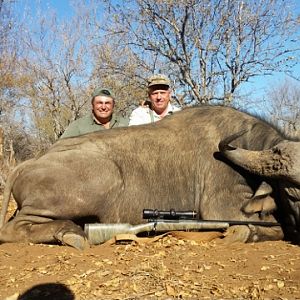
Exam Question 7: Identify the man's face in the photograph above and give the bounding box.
[92,96,114,121]
[148,85,171,114]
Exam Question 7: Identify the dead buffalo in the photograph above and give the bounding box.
[0,106,299,249]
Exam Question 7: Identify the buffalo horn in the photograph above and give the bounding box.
[218,142,290,178]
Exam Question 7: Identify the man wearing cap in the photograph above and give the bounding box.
[129,74,181,126]
[60,88,129,138]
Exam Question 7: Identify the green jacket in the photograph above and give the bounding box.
[60,113,129,139]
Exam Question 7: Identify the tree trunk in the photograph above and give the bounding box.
[0,127,3,162]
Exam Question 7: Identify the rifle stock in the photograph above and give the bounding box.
[84,220,230,245]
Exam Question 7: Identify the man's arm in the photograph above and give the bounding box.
[129,107,151,126]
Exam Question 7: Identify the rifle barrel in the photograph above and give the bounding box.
[154,220,229,231]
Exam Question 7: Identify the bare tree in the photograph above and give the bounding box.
[102,0,300,105]
[0,0,28,166]
[1,1,152,153]
[17,5,96,143]
[90,37,152,115]
[267,78,300,137]
[0,0,18,112]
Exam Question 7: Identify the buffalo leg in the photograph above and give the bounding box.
[222,225,284,243]
[247,225,284,242]
[0,214,89,250]
[222,225,251,243]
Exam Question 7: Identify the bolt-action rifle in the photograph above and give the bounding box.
[84,209,280,245]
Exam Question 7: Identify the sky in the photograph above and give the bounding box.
[13,0,300,113]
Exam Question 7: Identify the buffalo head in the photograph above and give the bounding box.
[219,135,300,243]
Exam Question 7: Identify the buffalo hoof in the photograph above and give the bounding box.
[222,225,251,244]
[61,232,90,250]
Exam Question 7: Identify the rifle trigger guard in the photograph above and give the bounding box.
[153,222,158,232]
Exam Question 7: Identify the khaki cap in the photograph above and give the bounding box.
[147,74,170,88]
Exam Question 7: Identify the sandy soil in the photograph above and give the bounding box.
[0,199,300,300]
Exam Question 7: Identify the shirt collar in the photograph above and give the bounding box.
[91,112,117,128]
[151,103,174,117]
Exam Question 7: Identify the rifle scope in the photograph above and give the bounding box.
[143,209,197,220]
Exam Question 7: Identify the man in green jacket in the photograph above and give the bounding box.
[61,88,129,138]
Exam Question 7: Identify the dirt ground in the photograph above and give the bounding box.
[0,200,300,300]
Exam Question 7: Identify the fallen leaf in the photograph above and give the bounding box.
[3,293,19,300]
[166,284,176,296]
[277,281,285,288]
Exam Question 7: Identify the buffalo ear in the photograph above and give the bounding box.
[252,181,273,198]
[242,182,277,216]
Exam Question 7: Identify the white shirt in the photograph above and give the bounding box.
[129,103,181,126]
